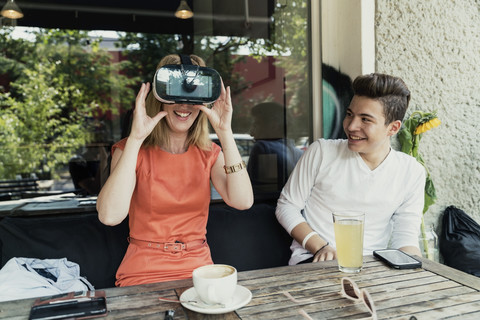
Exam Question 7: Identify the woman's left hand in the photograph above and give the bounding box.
[195,78,232,133]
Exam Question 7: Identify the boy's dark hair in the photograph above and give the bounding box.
[352,73,411,124]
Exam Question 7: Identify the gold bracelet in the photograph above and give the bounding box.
[223,161,246,174]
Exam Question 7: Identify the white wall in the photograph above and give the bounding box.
[322,0,480,230]
[375,0,480,228]
[321,0,375,79]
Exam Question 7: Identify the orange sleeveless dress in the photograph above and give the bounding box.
[112,138,221,287]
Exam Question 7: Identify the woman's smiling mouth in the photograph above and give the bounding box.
[174,110,191,118]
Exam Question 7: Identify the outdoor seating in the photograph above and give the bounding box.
[0,178,39,201]
[0,200,293,289]
[0,212,129,289]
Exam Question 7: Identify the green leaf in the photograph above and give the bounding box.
[423,175,436,214]
[398,128,413,154]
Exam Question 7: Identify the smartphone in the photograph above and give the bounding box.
[29,291,107,320]
[373,249,422,269]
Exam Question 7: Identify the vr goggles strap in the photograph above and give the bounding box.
[179,54,199,93]
[179,54,193,65]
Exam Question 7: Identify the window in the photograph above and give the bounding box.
[0,0,312,201]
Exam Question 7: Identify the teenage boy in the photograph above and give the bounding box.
[276,73,425,265]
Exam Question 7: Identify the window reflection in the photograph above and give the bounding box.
[0,1,311,202]
[321,63,354,139]
[247,102,304,193]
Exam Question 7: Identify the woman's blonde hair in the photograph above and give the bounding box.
[143,54,211,150]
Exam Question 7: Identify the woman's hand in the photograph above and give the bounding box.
[194,78,232,133]
[129,83,167,142]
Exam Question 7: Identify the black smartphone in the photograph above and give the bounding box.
[29,291,107,320]
[373,249,422,269]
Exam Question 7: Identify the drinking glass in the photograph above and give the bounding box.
[333,211,365,273]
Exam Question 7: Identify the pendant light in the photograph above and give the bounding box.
[175,0,193,19]
[1,0,24,19]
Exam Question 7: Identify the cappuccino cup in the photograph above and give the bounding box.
[192,264,237,305]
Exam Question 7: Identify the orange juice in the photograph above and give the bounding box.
[333,212,364,273]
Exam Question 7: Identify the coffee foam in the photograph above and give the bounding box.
[197,265,235,279]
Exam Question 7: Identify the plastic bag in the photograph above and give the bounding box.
[439,206,480,276]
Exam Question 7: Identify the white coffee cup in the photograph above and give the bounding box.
[192,264,237,305]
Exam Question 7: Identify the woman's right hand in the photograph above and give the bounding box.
[129,82,167,142]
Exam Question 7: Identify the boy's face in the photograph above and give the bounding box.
[343,95,400,159]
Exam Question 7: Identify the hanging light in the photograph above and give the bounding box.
[1,0,24,19]
[175,0,193,19]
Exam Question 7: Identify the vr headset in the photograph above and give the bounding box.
[152,54,222,105]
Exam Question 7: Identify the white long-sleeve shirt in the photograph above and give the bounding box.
[275,139,426,265]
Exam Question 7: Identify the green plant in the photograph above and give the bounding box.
[398,110,441,259]
[0,29,137,179]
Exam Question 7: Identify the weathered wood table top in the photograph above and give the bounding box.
[1,255,480,319]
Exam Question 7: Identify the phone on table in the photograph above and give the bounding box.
[29,291,107,320]
[373,249,422,269]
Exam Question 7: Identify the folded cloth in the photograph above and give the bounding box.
[0,257,94,302]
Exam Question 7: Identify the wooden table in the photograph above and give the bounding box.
[1,256,480,319]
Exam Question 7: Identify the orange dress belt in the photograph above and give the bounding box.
[128,237,206,253]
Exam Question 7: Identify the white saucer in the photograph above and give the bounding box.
[180,285,252,314]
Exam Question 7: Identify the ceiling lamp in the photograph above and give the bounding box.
[1,0,24,19]
[175,0,193,19]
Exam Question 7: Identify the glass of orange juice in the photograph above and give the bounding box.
[333,211,365,273]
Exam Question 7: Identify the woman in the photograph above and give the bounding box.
[96,54,253,286]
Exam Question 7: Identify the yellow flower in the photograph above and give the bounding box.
[414,117,441,135]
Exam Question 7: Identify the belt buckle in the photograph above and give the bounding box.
[164,242,185,252]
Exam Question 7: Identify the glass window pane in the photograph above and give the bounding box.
[0,0,311,202]
[205,1,311,198]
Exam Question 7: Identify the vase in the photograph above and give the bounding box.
[419,224,439,262]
